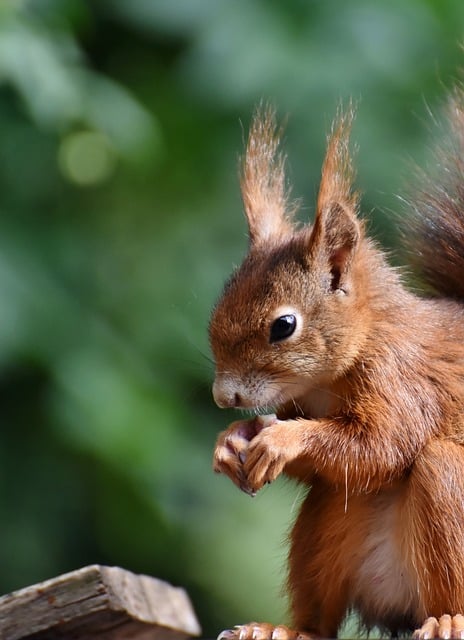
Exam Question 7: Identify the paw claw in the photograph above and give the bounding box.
[271,626,289,640]
[217,631,236,640]
[239,483,257,497]
[415,614,464,640]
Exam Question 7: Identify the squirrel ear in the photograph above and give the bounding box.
[240,104,297,246]
[310,108,361,289]
[311,202,360,290]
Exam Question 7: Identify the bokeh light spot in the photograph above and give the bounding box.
[59,131,116,186]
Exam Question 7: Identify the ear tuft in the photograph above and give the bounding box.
[317,105,359,215]
[311,107,362,288]
[241,103,298,246]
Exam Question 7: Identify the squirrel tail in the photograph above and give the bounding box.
[405,86,464,301]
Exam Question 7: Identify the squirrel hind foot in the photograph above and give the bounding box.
[413,615,464,640]
[217,623,316,640]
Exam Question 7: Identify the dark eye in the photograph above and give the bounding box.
[270,314,297,343]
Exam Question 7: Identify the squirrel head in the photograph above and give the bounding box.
[209,106,370,412]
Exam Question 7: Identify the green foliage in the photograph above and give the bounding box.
[0,0,462,635]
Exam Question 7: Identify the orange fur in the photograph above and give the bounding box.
[210,92,464,639]
[240,104,297,245]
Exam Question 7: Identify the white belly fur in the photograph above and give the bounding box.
[351,489,420,630]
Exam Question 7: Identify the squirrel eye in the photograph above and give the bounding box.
[270,314,297,343]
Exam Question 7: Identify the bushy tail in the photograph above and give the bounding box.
[405,87,464,300]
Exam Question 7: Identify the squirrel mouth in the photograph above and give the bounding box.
[248,401,305,422]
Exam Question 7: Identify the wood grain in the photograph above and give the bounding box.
[0,564,201,640]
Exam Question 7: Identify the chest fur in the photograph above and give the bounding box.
[350,489,421,631]
[296,483,422,633]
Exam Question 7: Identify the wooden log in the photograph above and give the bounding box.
[0,564,202,640]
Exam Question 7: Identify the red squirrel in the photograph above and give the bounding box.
[209,93,464,640]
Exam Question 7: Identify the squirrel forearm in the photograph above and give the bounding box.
[244,416,419,492]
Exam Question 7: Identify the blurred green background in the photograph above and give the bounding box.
[0,0,463,636]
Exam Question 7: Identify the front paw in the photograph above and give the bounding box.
[244,420,302,492]
[213,415,276,495]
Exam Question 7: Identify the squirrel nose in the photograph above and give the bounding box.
[212,378,243,408]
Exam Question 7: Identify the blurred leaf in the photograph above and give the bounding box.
[0,8,159,158]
